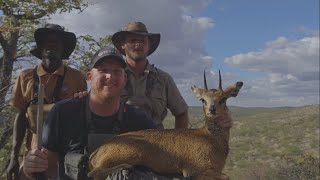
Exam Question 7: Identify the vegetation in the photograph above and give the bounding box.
[164,105,320,180]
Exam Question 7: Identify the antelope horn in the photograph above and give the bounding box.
[204,68,208,90]
[219,70,222,90]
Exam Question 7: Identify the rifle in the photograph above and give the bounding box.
[34,84,46,180]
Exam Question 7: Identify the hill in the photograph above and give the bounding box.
[163,105,320,179]
[0,105,318,179]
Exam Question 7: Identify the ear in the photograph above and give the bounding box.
[191,85,203,99]
[230,90,240,97]
[86,71,92,82]
[224,83,243,98]
[120,40,126,50]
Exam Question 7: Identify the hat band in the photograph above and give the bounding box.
[127,30,150,34]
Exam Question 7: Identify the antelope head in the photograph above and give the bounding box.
[191,70,243,118]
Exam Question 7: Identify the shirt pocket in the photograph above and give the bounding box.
[149,83,167,121]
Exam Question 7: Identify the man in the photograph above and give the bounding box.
[112,21,189,129]
[22,47,156,179]
[6,24,87,180]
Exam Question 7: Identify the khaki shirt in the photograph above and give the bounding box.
[122,62,188,128]
[10,64,87,150]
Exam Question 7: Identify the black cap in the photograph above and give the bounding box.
[90,47,126,69]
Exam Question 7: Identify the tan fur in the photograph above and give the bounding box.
[89,81,243,180]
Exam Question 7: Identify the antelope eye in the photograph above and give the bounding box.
[199,98,207,105]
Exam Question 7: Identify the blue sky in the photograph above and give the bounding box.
[203,0,319,78]
[2,0,319,107]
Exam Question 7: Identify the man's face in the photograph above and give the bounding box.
[121,34,150,62]
[40,33,64,71]
[87,58,127,100]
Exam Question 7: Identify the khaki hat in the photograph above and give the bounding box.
[30,24,76,60]
[89,47,126,69]
[112,21,160,56]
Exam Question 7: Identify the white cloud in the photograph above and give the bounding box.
[46,1,319,108]
[224,34,320,107]
[48,0,215,106]
[179,0,212,14]
[225,36,319,81]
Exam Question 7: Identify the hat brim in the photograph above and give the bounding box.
[31,28,76,60]
[90,54,126,70]
[112,31,160,56]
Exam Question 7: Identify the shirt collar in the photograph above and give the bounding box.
[37,64,65,77]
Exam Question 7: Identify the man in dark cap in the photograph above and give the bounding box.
[22,47,156,179]
[112,21,189,129]
[7,24,87,180]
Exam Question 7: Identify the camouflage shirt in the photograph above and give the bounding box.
[122,62,188,129]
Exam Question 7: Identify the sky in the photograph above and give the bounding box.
[3,0,320,107]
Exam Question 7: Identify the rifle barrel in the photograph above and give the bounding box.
[36,84,44,149]
[35,84,46,180]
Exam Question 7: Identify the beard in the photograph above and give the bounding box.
[41,50,62,72]
[127,50,147,62]
[91,81,122,101]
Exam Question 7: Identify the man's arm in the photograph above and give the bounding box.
[165,74,189,129]
[174,111,189,129]
[7,109,27,179]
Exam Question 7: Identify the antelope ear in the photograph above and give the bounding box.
[191,85,203,99]
[230,89,240,97]
[229,82,243,97]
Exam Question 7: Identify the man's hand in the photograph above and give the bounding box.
[73,91,88,98]
[6,157,19,180]
[23,148,48,180]
[214,112,233,128]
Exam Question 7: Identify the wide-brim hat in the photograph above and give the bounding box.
[112,21,160,56]
[30,24,76,60]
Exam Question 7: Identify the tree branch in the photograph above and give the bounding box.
[14,10,48,21]
[0,32,8,52]
[0,56,3,70]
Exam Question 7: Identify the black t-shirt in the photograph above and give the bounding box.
[42,97,156,178]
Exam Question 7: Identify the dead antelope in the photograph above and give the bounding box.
[88,70,243,180]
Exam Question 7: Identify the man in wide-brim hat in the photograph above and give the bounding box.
[112,21,189,130]
[30,23,76,60]
[7,24,87,180]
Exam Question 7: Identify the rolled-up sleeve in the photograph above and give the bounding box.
[166,75,188,116]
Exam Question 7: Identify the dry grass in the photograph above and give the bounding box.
[164,104,320,179]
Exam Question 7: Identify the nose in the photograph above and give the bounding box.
[209,105,216,113]
[105,73,112,79]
